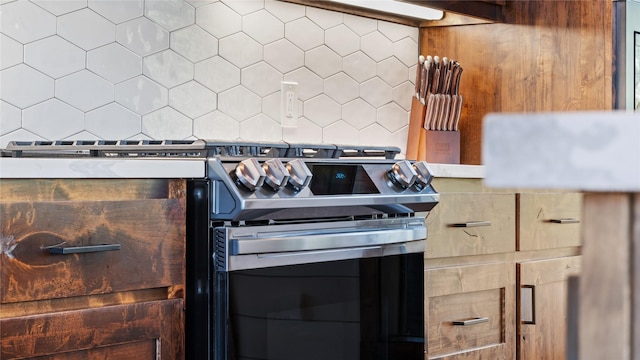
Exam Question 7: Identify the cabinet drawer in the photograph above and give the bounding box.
[426,193,515,258]
[0,298,184,359]
[0,180,186,303]
[426,262,515,359]
[518,193,582,251]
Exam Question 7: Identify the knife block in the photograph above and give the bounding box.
[420,130,460,164]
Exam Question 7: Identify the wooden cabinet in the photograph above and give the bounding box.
[0,179,186,359]
[517,257,581,360]
[425,177,581,359]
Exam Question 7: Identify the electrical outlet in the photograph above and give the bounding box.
[280,81,298,128]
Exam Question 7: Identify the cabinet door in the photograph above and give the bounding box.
[518,256,581,360]
[426,262,515,359]
[426,193,516,258]
[0,299,184,360]
[518,193,582,251]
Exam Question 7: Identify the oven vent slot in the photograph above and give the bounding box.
[214,228,227,271]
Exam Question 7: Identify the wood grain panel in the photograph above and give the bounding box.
[518,193,582,251]
[0,299,184,359]
[518,256,581,360]
[420,1,613,164]
[0,199,185,303]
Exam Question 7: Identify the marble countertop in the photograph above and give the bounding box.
[428,163,484,179]
[482,111,640,191]
[0,157,206,178]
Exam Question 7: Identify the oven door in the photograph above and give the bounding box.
[213,217,426,360]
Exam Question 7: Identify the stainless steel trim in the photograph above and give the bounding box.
[215,218,427,271]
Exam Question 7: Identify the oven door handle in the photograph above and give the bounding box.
[230,225,426,255]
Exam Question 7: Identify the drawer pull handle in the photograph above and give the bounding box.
[549,218,580,224]
[452,317,489,326]
[49,244,121,255]
[450,221,491,228]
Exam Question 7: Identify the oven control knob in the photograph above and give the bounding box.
[234,158,266,191]
[262,158,290,191]
[387,160,417,189]
[286,158,312,191]
[412,161,434,190]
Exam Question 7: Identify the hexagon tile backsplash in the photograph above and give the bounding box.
[0,0,419,154]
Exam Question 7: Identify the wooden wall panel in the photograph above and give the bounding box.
[420,1,613,164]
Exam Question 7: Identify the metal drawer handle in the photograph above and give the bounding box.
[48,244,121,255]
[548,218,580,224]
[450,221,491,228]
[452,317,489,326]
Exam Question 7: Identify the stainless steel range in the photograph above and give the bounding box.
[2,140,439,360]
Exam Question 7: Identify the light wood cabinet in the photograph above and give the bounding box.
[426,177,581,359]
[0,179,186,359]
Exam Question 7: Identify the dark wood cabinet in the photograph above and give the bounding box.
[0,179,186,360]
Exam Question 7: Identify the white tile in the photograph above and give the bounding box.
[303,94,340,127]
[261,92,280,121]
[282,116,321,143]
[323,120,357,145]
[0,1,56,43]
[240,114,281,142]
[193,110,239,140]
[360,77,392,108]
[305,45,341,78]
[306,6,342,29]
[88,0,143,24]
[360,122,406,151]
[264,39,304,73]
[24,36,85,79]
[63,130,100,140]
[186,0,214,8]
[325,24,359,57]
[145,0,195,32]
[218,32,262,68]
[115,75,168,115]
[0,34,23,70]
[194,56,240,92]
[87,42,142,83]
[242,62,282,97]
[0,64,53,108]
[143,49,193,88]
[116,17,169,56]
[85,102,141,139]
[343,13,376,36]
[0,100,21,135]
[264,0,304,23]
[170,24,218,62]
[361,31,393,62]
[243,9,284,45]
[378,21,416,42]
[223,0,263,15]
[324,72,358,105]
[377,102,407,132]
[393,36,418,67]
[283,67,322,101]
[169,80,216,119]
[392,81,413,111]
[377,57,408,87]
[285,17,323,52]
[32,0,87,15]
[56,70,114,112]
[23,99,84,139]
[342,98,375,130]
[343,51,375,82]
[142,106,192,139]
[58,8,115,50]
[196,2,241,38]
[218,85,261,121]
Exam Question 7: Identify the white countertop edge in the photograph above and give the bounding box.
[0,158,206,179]
[428,163,485,179]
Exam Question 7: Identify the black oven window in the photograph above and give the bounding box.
[224,253,424,360]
